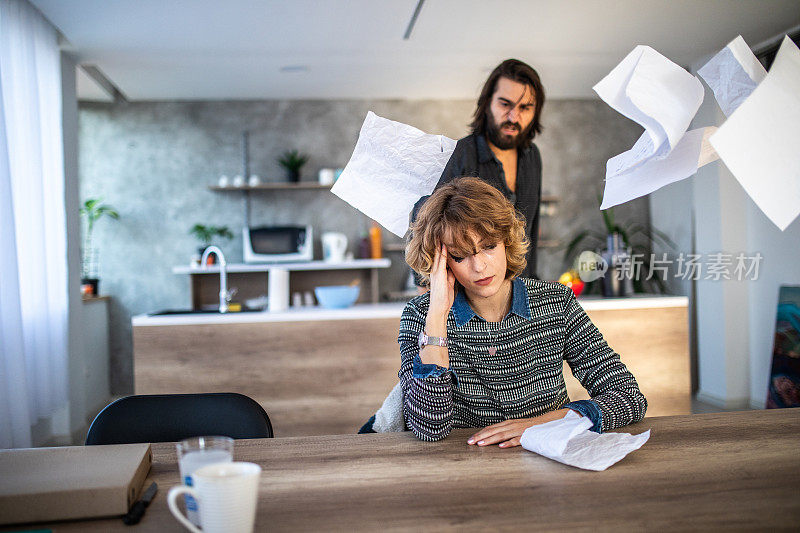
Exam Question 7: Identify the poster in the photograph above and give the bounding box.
[766,286,800,408]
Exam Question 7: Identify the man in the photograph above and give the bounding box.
[414,58,545,283]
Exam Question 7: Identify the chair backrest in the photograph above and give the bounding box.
[85,393,273,445]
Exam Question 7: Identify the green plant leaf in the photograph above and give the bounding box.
[277,150,309,171]
[189,224,233,245]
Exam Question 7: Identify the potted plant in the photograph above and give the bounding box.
[80,198,120,296]
[277,150,309,183]
[563,201,675,296]
[190,224,234,264]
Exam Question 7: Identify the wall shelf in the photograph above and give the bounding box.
[538,239,561,248]
[383,243,407,253]
[209,183,332,192]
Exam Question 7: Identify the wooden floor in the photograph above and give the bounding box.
[133,306,689,437]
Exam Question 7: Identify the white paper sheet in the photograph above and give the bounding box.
[594,45,704,178]
[520,410,650,471]
[331,112,457,237]
[600,128,706,209]
[698,35,767,117]
[593,46,705,208]
[710,36,800,231]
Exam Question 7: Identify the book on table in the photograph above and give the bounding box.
[0,442,152,525]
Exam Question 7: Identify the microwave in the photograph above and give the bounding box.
[243,225,313,263]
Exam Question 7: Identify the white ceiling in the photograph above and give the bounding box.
[31,0,800,101]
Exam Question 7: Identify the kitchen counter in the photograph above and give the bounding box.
[132,293,690,436]
[133,294,688,326]
[133,302,407,326]
[172,258,391,274]
[578,294,688,310]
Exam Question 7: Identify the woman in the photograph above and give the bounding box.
[401,177,646,445]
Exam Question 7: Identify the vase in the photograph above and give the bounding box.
[601,232,634,297]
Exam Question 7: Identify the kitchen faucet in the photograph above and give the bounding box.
[200,245,232,313]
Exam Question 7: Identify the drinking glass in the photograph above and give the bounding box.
[176,436,234,526]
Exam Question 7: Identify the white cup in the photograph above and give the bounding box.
[322,232,348,263]
[168,462,262,533]
[318,168,335,185]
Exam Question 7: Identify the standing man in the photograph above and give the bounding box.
[414,58,545,282]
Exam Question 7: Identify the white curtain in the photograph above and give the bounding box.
[0,0,68,448]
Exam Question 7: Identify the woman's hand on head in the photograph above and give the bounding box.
[428,244,455,317]
[467,409,574,448]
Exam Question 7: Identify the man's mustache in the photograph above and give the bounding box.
[500,121,521,132]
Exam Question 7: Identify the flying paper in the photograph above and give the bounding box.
[331,112,457,237]
[601,128,708,210]
[710,36,800,231]
[520,410,650,471]
[593,46,705,209]
[698,35,767,117]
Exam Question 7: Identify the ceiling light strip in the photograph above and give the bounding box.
[403,0,426,40]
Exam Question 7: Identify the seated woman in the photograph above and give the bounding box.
[401,177,646,446]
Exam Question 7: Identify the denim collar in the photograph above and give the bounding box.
[452,277,531,326]
[475,133,533,164]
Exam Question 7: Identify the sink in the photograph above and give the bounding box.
[148,307,263,316]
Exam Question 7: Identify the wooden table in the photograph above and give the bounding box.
[6,410,799,531]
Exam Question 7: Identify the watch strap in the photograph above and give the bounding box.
[418,330,448,348]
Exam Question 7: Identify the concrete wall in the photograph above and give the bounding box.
[78,98,646,393]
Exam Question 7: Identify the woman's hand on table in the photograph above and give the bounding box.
[467,409,576,448]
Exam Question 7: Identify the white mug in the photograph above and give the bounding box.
[322,232,348,262]
[168,462,262,533]
[318,168,335,185]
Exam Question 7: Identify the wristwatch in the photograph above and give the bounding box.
[418,330,448,349]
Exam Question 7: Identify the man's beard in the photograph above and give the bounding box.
[486,110,531,150]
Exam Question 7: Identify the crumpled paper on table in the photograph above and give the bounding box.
[520,410,650,471]
[331,111,457,237]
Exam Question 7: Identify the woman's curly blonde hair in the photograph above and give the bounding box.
[406,177,529,285]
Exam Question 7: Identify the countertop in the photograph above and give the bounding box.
[132,295,688,326]
[172,258,391,274]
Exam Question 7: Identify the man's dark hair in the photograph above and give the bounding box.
[469,59,545,144]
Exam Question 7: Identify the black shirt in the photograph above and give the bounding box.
[414,132,543,278]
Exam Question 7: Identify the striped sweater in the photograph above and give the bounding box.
[398,278,647,441]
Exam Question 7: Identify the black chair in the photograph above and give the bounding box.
[85,393,273,445]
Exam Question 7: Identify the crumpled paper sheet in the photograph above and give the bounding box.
[520,410,650,471]
[593,45,705,209]
[708,36,800,231]
[698,35,767,118]
[331,111,457,237]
